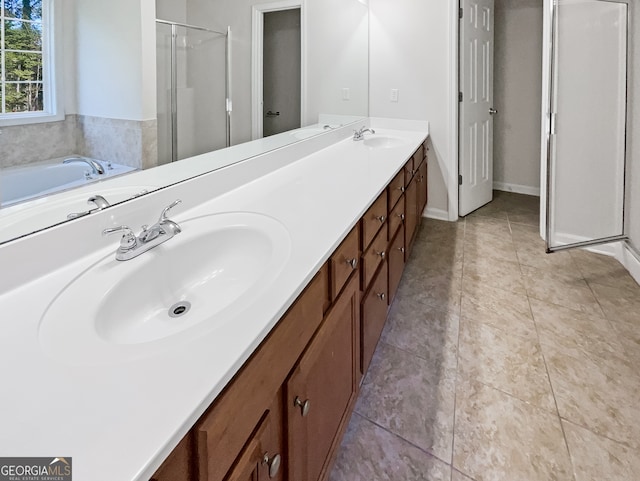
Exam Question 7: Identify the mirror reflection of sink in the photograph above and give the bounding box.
[363,136,406,149]
[38,212,291,365]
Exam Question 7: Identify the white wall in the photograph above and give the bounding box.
[369,0,456,220]
[493,0,542,195]
[74,0,155,120]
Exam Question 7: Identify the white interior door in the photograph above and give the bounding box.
[545,0,629,253]
[459,0,495,217]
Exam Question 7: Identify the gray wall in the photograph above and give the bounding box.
[493,0,543,194]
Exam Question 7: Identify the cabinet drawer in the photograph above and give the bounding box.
[388,194,405,240]
[361,223,387,291]
[388,169,405,210]
[361,261,389,374]
[330,226,360,302]
[361,190,388,250]
[388,227,405,305]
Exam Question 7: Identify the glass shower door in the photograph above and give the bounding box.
[546,0,629,252]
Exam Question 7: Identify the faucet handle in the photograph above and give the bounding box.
[102,225,137,251]
[159,199,182,223]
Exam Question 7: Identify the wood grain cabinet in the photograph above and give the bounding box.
[150,141,428,481]
[286,274,359,481]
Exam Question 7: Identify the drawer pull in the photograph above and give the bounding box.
[346,258,358,269]
[377,215,386,223]
[262,452,282,478]
[376,250,386,259]
[376,292,386,301]
[294,396,311,417]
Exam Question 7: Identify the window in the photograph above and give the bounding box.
[1,0,54,119]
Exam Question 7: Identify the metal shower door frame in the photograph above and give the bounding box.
[544,0,631,253]
[156,19,232,163]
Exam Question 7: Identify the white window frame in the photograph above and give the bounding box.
[0,0,63,126]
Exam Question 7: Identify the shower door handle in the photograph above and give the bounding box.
[266,110,280,118]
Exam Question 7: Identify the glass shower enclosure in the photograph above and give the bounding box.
[156,19,231,165]
[545,0,630,253]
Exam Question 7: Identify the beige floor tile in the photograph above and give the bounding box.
[563,420,640,481]
[382,297,459,370]
[521,265,605,317]
[530,298,622,362]
[356,342,456,463]
[571,250,640,291]
[453,380,574,481]
[464,215,512,241]
[515,243,582,277]
[451,470,476,481]
[589,282,640,326]
[543,344,640,449]
[507,211,540,226]
[329,413,453,481]
[397,270,462,312]
[462,256,526,295]
[461,278,537,339]
[510,222,545,248]
[464,232,519,264]
[457,319,555,411]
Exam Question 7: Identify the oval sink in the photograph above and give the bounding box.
[39,212,291,365]
[363,136,406,149]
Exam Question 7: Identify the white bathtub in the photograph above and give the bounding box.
[0,157,136,206]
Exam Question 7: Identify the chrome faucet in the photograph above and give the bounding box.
[103,200,182,261]
[63,156,106,175]
[67,195,111,219]
[353,126,375,141]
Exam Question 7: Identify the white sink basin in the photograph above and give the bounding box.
[363,136,406,149]
[38,212,291,365]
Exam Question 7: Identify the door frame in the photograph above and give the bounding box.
[251,0,306,140]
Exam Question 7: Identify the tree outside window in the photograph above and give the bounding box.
[1,0,45,114]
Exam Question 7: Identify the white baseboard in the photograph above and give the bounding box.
[618,244,640,286]
[493,182,540,197]
[424,206,450,221]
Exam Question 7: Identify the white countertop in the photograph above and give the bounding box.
[0,121,428,481]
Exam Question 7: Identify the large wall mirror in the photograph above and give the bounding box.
[0,0,369,245]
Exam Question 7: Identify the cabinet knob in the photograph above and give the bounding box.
[377,215,386,223]
[376,250,386,259]
[399,186,406,193]
[377,292,386,301]
[294,396,311,417]
[398,247,405,253]
[346,258,358,269]
[262,452,282,478]
[398,213,405,221]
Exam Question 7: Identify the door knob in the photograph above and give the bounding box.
[489,108,498,115]
[266,110,280,117]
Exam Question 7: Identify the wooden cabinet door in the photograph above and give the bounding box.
[361,261,389,374]
[417,160,428,216]
[404,175,418,259]
[225,392,285,481]
[150,434,194,481]
[286,275,359,481]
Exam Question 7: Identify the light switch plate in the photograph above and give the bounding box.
[390,89,399,102]
[342,88,350,100]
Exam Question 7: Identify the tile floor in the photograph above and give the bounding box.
[329,191,640,481]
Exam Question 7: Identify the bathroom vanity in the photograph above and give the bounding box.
[0,120,428,481]
[150,139,429,481]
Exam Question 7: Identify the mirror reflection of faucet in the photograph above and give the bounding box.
[67,195,111,219]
